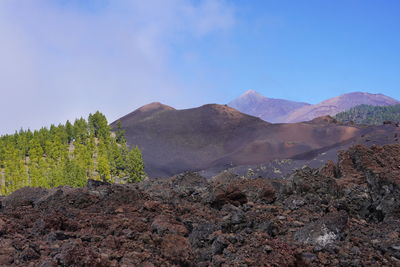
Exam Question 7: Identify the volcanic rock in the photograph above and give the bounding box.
[160,234,194,265]
[151,215,189,236]
[0,144,400,265]
[294,210,348,247]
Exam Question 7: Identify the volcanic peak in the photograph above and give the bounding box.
[136,102,175,113]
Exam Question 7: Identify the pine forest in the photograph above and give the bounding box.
[0,112,145,195]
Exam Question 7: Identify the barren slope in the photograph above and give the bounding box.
[209,122,400,179]
[112,104,363,177]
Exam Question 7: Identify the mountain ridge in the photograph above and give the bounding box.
[228,90,310,123]
[229,91,400,123]
[113,103,368,177]
[284,92,400,123]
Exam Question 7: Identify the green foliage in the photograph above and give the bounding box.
[88,111,110,140]
[97,153,112,182]
[63,158,87,188]
[73,118,89,143]
[126,146,146,183]
[335,104,400,125]
[0,111,146,195]
[115,120,126,144]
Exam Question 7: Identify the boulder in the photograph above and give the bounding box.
[161,234,194,265]
[151,215,189,236]
[55,239,108,267]
[294,211,348,247]
[2,187,48,210]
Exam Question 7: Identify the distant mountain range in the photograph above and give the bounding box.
[228,90,310,123]
[229,91,400,123]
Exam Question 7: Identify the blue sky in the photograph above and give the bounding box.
[0,0,399,133]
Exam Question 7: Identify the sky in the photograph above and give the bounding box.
[1,0,400,134]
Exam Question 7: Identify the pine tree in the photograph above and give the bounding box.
[111,140,128,177]
[126,146,145,183]
[74,118,89,144]
[97,154,112,182]
[63,158,86,187]
[115,120,126,144]
[65,120,75,143]
[88,111,110,141]
[2,144,28,194]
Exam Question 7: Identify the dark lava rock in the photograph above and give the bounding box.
[0,218,6,235]
[151,214,189,236]
[87,179,111,190]
[55,239,108,267]
[211,235,228,255]
[161,234,194,265]
[296,252,317,265]
[47,231,76,241]
[0,241,15,265]
[255,221,279,237]
[140,172,209,203]
[208,186,247,209]
[294,210,348,247]
[335,144,400,221]
[0,144,400,266]
[189,223,218,249]
[20,246,40,261]
[2,187,48,210]
[220,209,249,234]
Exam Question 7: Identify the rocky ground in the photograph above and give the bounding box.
[1,144,400,266]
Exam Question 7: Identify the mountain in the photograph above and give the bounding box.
[228,90,310,123]
[284,92,400,123]
[229,91,400,123]
[335,104,400,125]
[112,103,365,177]
[114,102,175,124]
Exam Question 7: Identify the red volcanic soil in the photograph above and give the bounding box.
[1,144,400,266]
[112,103,368,177]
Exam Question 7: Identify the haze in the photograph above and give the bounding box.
[1,0,399,134]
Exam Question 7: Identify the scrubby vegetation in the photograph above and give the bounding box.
[0,112,145,195]
[335,104,400,125]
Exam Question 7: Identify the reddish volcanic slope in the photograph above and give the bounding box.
[112,103,365,177]
[284,92,400,123]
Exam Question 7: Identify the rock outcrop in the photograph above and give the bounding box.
[1,144,400,266]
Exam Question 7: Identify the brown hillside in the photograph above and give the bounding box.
[112,103,363,177]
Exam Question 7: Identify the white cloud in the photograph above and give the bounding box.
[0,0,235,134]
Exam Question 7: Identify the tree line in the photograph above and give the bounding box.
[0,112,145,195]
[335,104,400,125]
